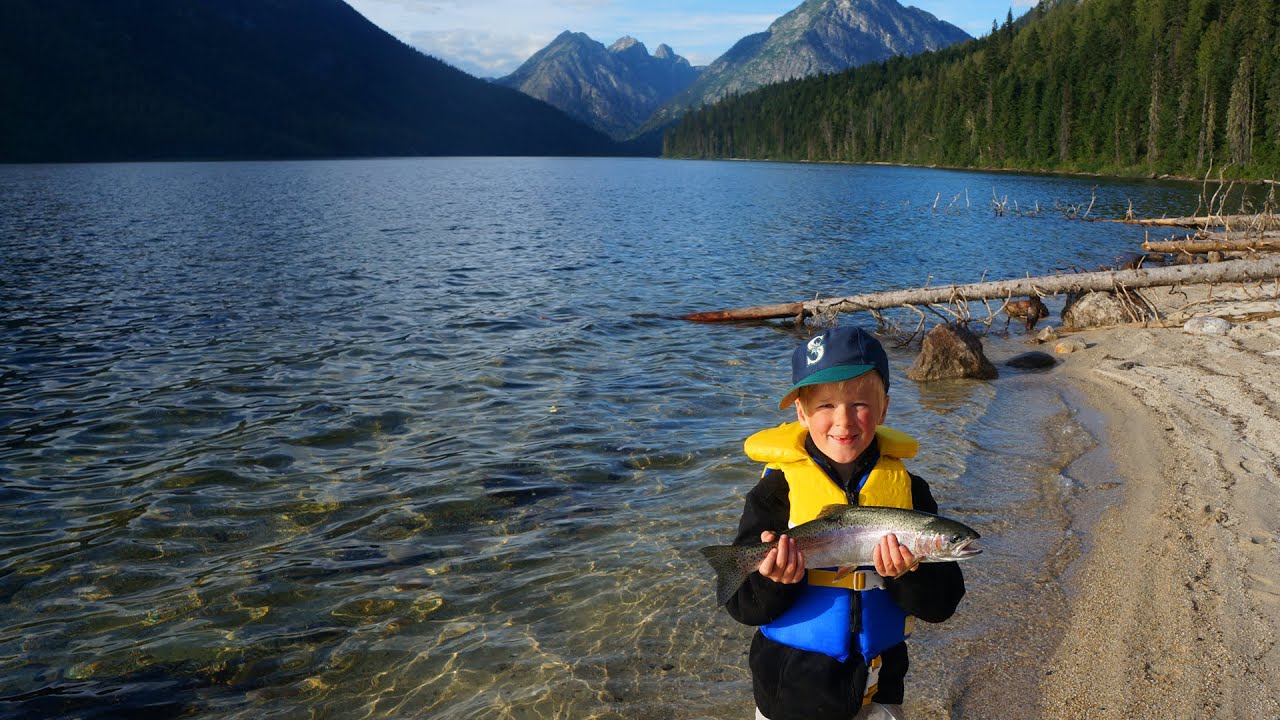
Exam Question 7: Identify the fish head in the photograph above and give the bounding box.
[918,517,982,560]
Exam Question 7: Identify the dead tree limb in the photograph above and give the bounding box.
[679,256,1280,323]
[1105,213,1280,230]
[1141,237,1280,253]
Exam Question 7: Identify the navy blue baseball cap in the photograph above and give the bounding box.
[779,326,889,409]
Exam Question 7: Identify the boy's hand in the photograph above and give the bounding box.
[758,531,806,584]
[873,533,920,579]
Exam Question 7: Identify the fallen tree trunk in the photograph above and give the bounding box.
[680,256,1280,323]
[1141,237,1280,253]
[1201,230,1280,241]
[1107,213,1280,230]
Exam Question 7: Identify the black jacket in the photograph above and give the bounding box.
[724,437,966,720]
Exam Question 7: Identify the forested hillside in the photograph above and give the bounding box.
[664,0,1280,179]
[0,0,623,162]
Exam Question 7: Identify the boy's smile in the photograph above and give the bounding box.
[795,372,888,470]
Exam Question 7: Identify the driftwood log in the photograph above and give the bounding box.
[680,256,1280,323]
[1107,213,1280,230]
[1142,231,1280,254]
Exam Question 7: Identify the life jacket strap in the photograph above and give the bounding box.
[862,655,882,706]
[806,568,886,592]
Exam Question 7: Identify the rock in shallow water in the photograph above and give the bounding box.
[1006,351,1057,369]
[907,323,998,381]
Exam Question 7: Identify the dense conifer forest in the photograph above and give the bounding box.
[664,0,1280,180]
[0,0,625,162]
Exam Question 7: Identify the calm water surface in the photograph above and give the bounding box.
[1,158,1206,719]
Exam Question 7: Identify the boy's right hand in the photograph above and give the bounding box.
[758,531,806,584]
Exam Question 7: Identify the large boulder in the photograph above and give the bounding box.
[907,323,998,382]
[1061,291,1129,329]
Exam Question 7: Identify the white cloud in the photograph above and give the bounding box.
[409,28,555,77]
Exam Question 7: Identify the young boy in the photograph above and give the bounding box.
[723,326,966,720]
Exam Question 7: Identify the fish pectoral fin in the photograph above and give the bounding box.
[831,566,855,581]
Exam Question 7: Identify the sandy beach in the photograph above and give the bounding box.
[1022,281,1280,718]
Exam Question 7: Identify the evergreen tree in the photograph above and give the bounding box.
[664,0,1280,179]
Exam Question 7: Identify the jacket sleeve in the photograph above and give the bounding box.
[723,469,806,626]
[883,473,967,623]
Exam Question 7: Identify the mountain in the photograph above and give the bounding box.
[496,32,700,140]
[648,0,970,127]
[662,0,1280,180]
[0,0,628,163]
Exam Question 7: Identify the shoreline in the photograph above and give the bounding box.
[1029,286,1280,717]
[667,156,1279,187]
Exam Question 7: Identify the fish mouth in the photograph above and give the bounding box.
[952,539,982,558]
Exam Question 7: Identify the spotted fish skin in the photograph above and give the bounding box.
[698,504,981,605]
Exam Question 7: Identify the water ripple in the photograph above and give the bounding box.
[0,157,1210,718]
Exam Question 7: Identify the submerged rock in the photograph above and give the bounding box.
[907,323,998,381]
[1006,351,1057,370]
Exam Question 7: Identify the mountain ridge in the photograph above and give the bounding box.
[496,31,699,140]
[647,0,970,128]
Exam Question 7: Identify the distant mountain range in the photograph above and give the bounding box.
[0,0,629,162]
[495,33,699,140]
[501,0,971,139]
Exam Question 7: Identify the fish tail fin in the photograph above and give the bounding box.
[698,544,759,606]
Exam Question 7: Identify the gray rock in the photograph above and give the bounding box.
[1054,337,1089,354]
[1183,316,1232,335]
[907,323,998,382]
[1062,291,1129,329]
[1036,326,1059,344]
[1006,351,1057,369]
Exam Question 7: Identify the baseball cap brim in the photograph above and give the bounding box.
[777,364,875,410]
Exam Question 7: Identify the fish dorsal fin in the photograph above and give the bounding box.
[816,504,847,520]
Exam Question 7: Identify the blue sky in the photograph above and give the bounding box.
[345,0,1035,78]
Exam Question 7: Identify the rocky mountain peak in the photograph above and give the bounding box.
[647,0,969,128]
[609,36,644,53]
[497,31,699,140]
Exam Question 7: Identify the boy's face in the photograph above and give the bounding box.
[795,372,888,468]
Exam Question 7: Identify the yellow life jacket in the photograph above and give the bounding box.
[744,422,916,522]
[745,422,918,701]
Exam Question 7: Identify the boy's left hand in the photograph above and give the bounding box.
[873,533,919,579]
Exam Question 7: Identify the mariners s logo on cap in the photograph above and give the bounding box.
[806,335,825,366]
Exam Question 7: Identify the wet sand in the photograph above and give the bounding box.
[988,282,1280,719]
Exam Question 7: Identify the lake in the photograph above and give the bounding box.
[0,158,1211,718]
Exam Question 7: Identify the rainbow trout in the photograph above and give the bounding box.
[699,505,981,605]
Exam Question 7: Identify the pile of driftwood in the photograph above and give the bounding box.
[681,211,1280,335]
